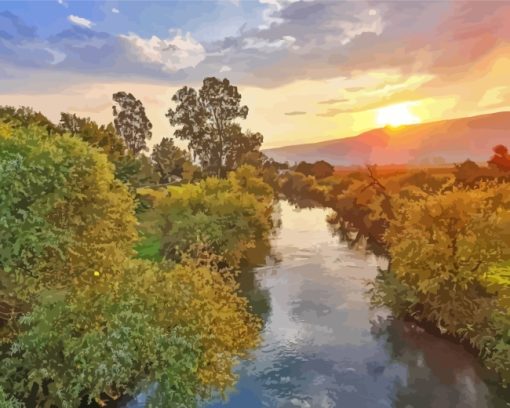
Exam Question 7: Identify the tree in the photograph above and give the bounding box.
[295,161,313,176]
[223,125,264,172]
[311,160,334,179]
[0,124,138,312]
[151,137,190,183]
[0,124,262,407]
[59,112,125,157]
[489,144,510,172]
[112,92,152,155]
[166,77,263,177]
[156,165,273,266]
[0,105,58,135]
[385,182,510,333]
[1,257,262,407]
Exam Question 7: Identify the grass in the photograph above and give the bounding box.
[134,234,163,261]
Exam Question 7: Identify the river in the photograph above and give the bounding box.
[128,201,509,408]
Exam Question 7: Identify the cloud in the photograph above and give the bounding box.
[318,98,348,105]
[3,0,510,96]
[43,47,66,65]
[284,111,306,116]
[68,15,94,29]
[57,0,68,7]
[242,35,297,52]
[111,8,120,14]
[0,11,37,41]
[120,30,205,72]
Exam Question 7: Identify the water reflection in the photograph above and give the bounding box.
[206,201,509,408]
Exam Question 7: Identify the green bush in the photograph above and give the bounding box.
[156,165,273,266]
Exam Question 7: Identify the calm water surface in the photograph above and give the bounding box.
[129,201,510,408]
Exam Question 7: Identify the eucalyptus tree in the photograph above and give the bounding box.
[112,92,152,155]
[166,77,263,177]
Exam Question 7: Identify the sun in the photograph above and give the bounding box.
[376,102,421,128]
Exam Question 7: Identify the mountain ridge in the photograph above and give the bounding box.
[263,111,510,165]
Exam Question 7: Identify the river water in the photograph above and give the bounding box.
[127,201,509,408]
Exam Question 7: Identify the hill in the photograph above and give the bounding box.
[263,111,510,165]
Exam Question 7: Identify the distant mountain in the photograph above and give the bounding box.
[264,111,510,165]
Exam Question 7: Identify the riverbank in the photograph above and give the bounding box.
[202,201,509,407]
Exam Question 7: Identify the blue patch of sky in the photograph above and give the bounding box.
[0,0,268,42]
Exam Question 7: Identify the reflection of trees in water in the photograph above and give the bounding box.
[326,215,388,257]
[237,267,272,321]
[238,233,280,322]
[370,315,510,408]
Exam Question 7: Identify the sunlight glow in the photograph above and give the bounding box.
[376,102,421,127]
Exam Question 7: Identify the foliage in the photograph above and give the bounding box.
[385,182,510,333]
[58,113,125,157]
[0,386,23,408]
[113,92,152,155]
[0,125,138,308]
[166,77,263,177]
[151,137,190,183]
[295,160,334,179]
[278,171,329,208]
[489,144,510,172]
[454,159,509,186]
[323,168,451,249]
[299,155,510,384]
[156,165,273,266]
[1,258,261,407]
[0,124,263,407]
[0,106,57,135]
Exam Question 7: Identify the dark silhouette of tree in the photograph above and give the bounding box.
[112,92,152,155]
[151,137,189,183]
[166,77,262,177]
[59,113,125,156]
[489,144,510,171]
[295,161,313,176]
[295,160,334,179]
[311,160,334,179]
[0,105,57,135]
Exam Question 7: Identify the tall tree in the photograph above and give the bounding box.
[166,77,262,177]
[112,92,152,155]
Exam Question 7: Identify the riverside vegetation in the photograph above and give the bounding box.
[278,151,510,387]
[0,78,282,407]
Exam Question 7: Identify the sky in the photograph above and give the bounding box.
[1,0,510,149]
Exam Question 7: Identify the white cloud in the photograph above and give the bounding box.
[120,30,206,72]
[243,35,296,52]
[112,8,120,14]
[337,11,384,46]
[57,0,68,7]
[220,65,232,73]
[44,48,66,65]
[68,15,94,29]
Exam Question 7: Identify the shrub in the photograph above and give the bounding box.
[156,166,273,266]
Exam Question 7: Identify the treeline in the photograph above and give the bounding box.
[0,78,281,407]
[277,148,510,384]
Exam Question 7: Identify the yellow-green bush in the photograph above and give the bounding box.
[2,258,260,407]
[156,165,273,266]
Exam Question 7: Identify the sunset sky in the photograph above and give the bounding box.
[1,0,510,148]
